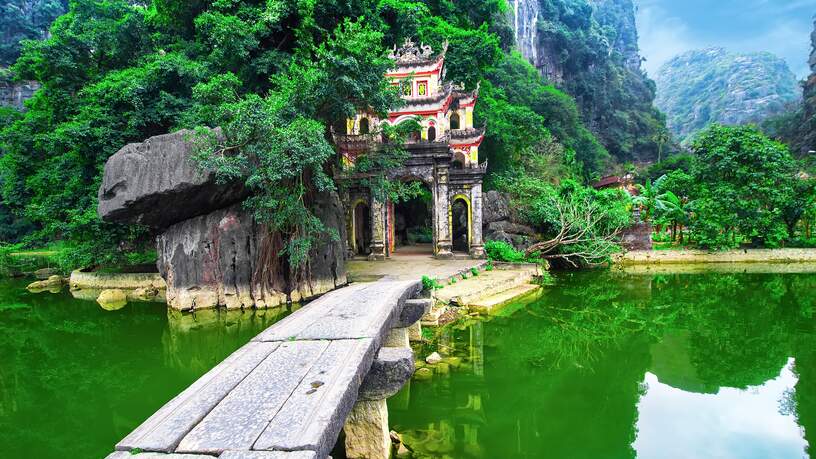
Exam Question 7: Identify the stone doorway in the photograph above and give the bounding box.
[353,201,371,256]
[393,184,433,254]
[451,196,470,253]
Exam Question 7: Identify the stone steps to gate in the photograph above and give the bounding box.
[434,267,537,306]
[467,283,542,315]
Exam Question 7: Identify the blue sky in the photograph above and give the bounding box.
[636,0,816,79]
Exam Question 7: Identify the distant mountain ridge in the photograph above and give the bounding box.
[655,47,801,141]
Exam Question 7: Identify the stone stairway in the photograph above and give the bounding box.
[427,264,542,318]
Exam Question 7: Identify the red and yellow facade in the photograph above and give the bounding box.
[340,39,485,167]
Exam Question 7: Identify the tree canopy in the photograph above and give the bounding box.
[0,0,612,269]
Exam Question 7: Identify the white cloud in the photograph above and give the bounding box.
[635,2,701,78]
[635,0,814,80]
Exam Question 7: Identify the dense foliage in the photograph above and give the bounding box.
[655,48,802,142]
[645,125,815,250]
[0,0,615,269]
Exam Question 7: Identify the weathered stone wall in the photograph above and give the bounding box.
[620,222,653,251]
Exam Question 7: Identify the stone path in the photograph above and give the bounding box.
[347,253,484,282]
[108,280,420,459]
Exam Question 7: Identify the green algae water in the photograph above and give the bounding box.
[390,270,816,459]
[0,278,287,458]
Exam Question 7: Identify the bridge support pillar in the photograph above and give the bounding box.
[384,327,410,348]
[345,398,391,459]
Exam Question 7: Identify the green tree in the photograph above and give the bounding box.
[689,125,806,248]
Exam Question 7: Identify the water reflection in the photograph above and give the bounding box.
[636,361,806,459]
[0,279,286,459]
[389,271,816,458]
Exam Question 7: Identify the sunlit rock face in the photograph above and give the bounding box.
[508,0,540,70]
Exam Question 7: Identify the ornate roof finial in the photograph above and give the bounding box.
[389,38,436,65]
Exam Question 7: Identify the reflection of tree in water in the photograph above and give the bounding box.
[393,271,816,458]
[0,280,280,459]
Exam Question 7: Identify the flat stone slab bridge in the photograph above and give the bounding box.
[107,280,430,459]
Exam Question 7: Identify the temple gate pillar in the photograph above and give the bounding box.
[368,196,387,261]
[470,183,485,258]
[434,166,453,259]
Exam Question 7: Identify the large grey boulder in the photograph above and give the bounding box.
[157,191,347,311]
[483,190,511,224]
[98,128,248,228]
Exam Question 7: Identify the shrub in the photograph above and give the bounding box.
[485,240,529,263]
[421,275,443,291]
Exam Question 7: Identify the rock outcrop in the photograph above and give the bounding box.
[99,129,347,310]
[0,78,40,110]
[98,128,248,228]
[158,196,346,311]
[482,190,536,251]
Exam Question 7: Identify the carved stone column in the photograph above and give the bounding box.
[469,183,485,259]
[434,166,453,259]
[368,196,386,261]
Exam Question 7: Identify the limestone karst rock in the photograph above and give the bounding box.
[508,0,664,162]
[99,129,347,310]
[97,128,248,228]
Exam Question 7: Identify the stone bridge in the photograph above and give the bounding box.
[106,280,430,459]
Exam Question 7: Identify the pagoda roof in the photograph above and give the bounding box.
[388,39,448,70]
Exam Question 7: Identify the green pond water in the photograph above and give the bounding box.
[0,279,287,458]
[389,270,816,459]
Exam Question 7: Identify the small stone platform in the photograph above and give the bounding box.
[109,280,421,459]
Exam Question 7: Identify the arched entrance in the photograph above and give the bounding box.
[451,196,470,253]
[393,182,433,254]
[353,201,371,256]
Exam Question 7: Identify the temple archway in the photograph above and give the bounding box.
[353,201,371,256]
[359,117,370,135]
[393,182,433,254]
[428,126,436,142]
[451,195,470,253]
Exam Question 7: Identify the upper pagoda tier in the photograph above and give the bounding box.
[338,39,486,169]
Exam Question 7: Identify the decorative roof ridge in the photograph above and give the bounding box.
[389,38,448,67]
[449,126,486,139]
[452,81,481,99]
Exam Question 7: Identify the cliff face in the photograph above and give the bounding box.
[805,18,816,124]
[0,77,39,109]
[656,48,802,142]
[508,0,665,163]
[0,0,67,66]
[0,0,67,109]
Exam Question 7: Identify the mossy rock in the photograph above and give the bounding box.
[413,367,433,381]
[97,289,128,311]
